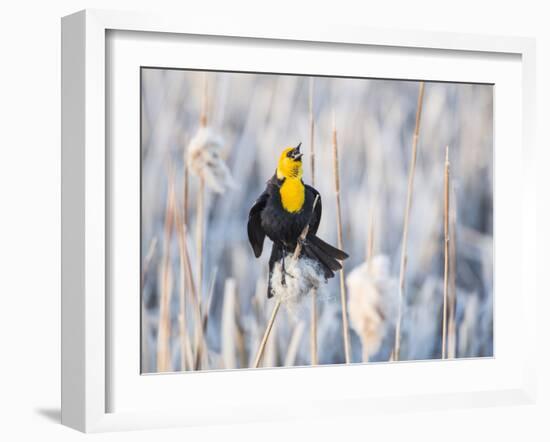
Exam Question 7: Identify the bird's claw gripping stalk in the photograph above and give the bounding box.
[280,269,295,286]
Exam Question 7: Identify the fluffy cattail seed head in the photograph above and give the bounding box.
[186,126,235,193]
[271,256,325,316]
[347,255,397,361]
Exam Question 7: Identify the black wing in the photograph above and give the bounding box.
[247,191,269,257]
[305,184,322,235]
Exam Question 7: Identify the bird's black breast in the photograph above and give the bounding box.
[260,179,317,249]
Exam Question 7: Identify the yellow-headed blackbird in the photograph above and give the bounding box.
[247,143,349,298]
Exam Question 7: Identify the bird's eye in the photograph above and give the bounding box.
[286,150,293,158]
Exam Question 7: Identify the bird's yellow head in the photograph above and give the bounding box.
[276,143,303,180]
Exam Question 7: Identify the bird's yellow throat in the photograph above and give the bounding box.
[276,148,305,213]
[279,178,305,213]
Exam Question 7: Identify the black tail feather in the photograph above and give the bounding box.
[307,235,349,260]
[302,245,335,280]
[305,241,341,272]
[302,235,348,281]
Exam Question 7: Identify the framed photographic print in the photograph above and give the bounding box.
[61,9,537,432]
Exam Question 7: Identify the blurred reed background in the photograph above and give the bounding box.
[140,68,493,373]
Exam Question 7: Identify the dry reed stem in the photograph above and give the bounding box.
[194,267,217,369]
[253,300,281,368]
[194,75,208,365]
[367,206,375,263]
[176,159,195,370]
[201,268,218,332]
[332,115,351,364]
[447,177,458,358]
[309,78,316,187]
[157,170,176,372]
[393,81,425,360]
[178,315,193,371]
[292,195,320,259]
[310,290,318,365]
[184,237,207,370]
[254,196,320,368]
[173,172,193,371]
[197,176,205,304]
[183,162,189,227]
[199,73,208,128]
[309,78,318,365]
[196,73,208,305]
[176,212,207,371]
[442,146,450,359]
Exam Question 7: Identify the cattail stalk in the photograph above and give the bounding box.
[332,116,351,364]
[180,146,206,370]
[309,79,316,187]
[176,211,193,371]
[196,74,208,337]
[157,171,175,372]
[293,195,319,259]
[253,196,320,368]
[199,73,208,128]
[367,207,375,263]
[181,224,207,370]
[177,164,206,371]
[194,268,217,369]
[196,176,205,301]
[309,78,318,365]
[174,167,193,371]
[181,165,192,369]
[201,268,217,335]
[394,82,425,360]
[442,146,450,359]
[253,299,281,368]
[447,185,458,358]
[184,161,189,227]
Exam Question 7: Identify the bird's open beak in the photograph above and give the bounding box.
[291,142,303,161]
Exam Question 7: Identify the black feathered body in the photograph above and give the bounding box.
[248,172,348,298]
[260,175,319,248]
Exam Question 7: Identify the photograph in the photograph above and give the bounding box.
[140,68,494,373]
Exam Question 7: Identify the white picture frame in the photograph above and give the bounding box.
[61,9,537,433]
